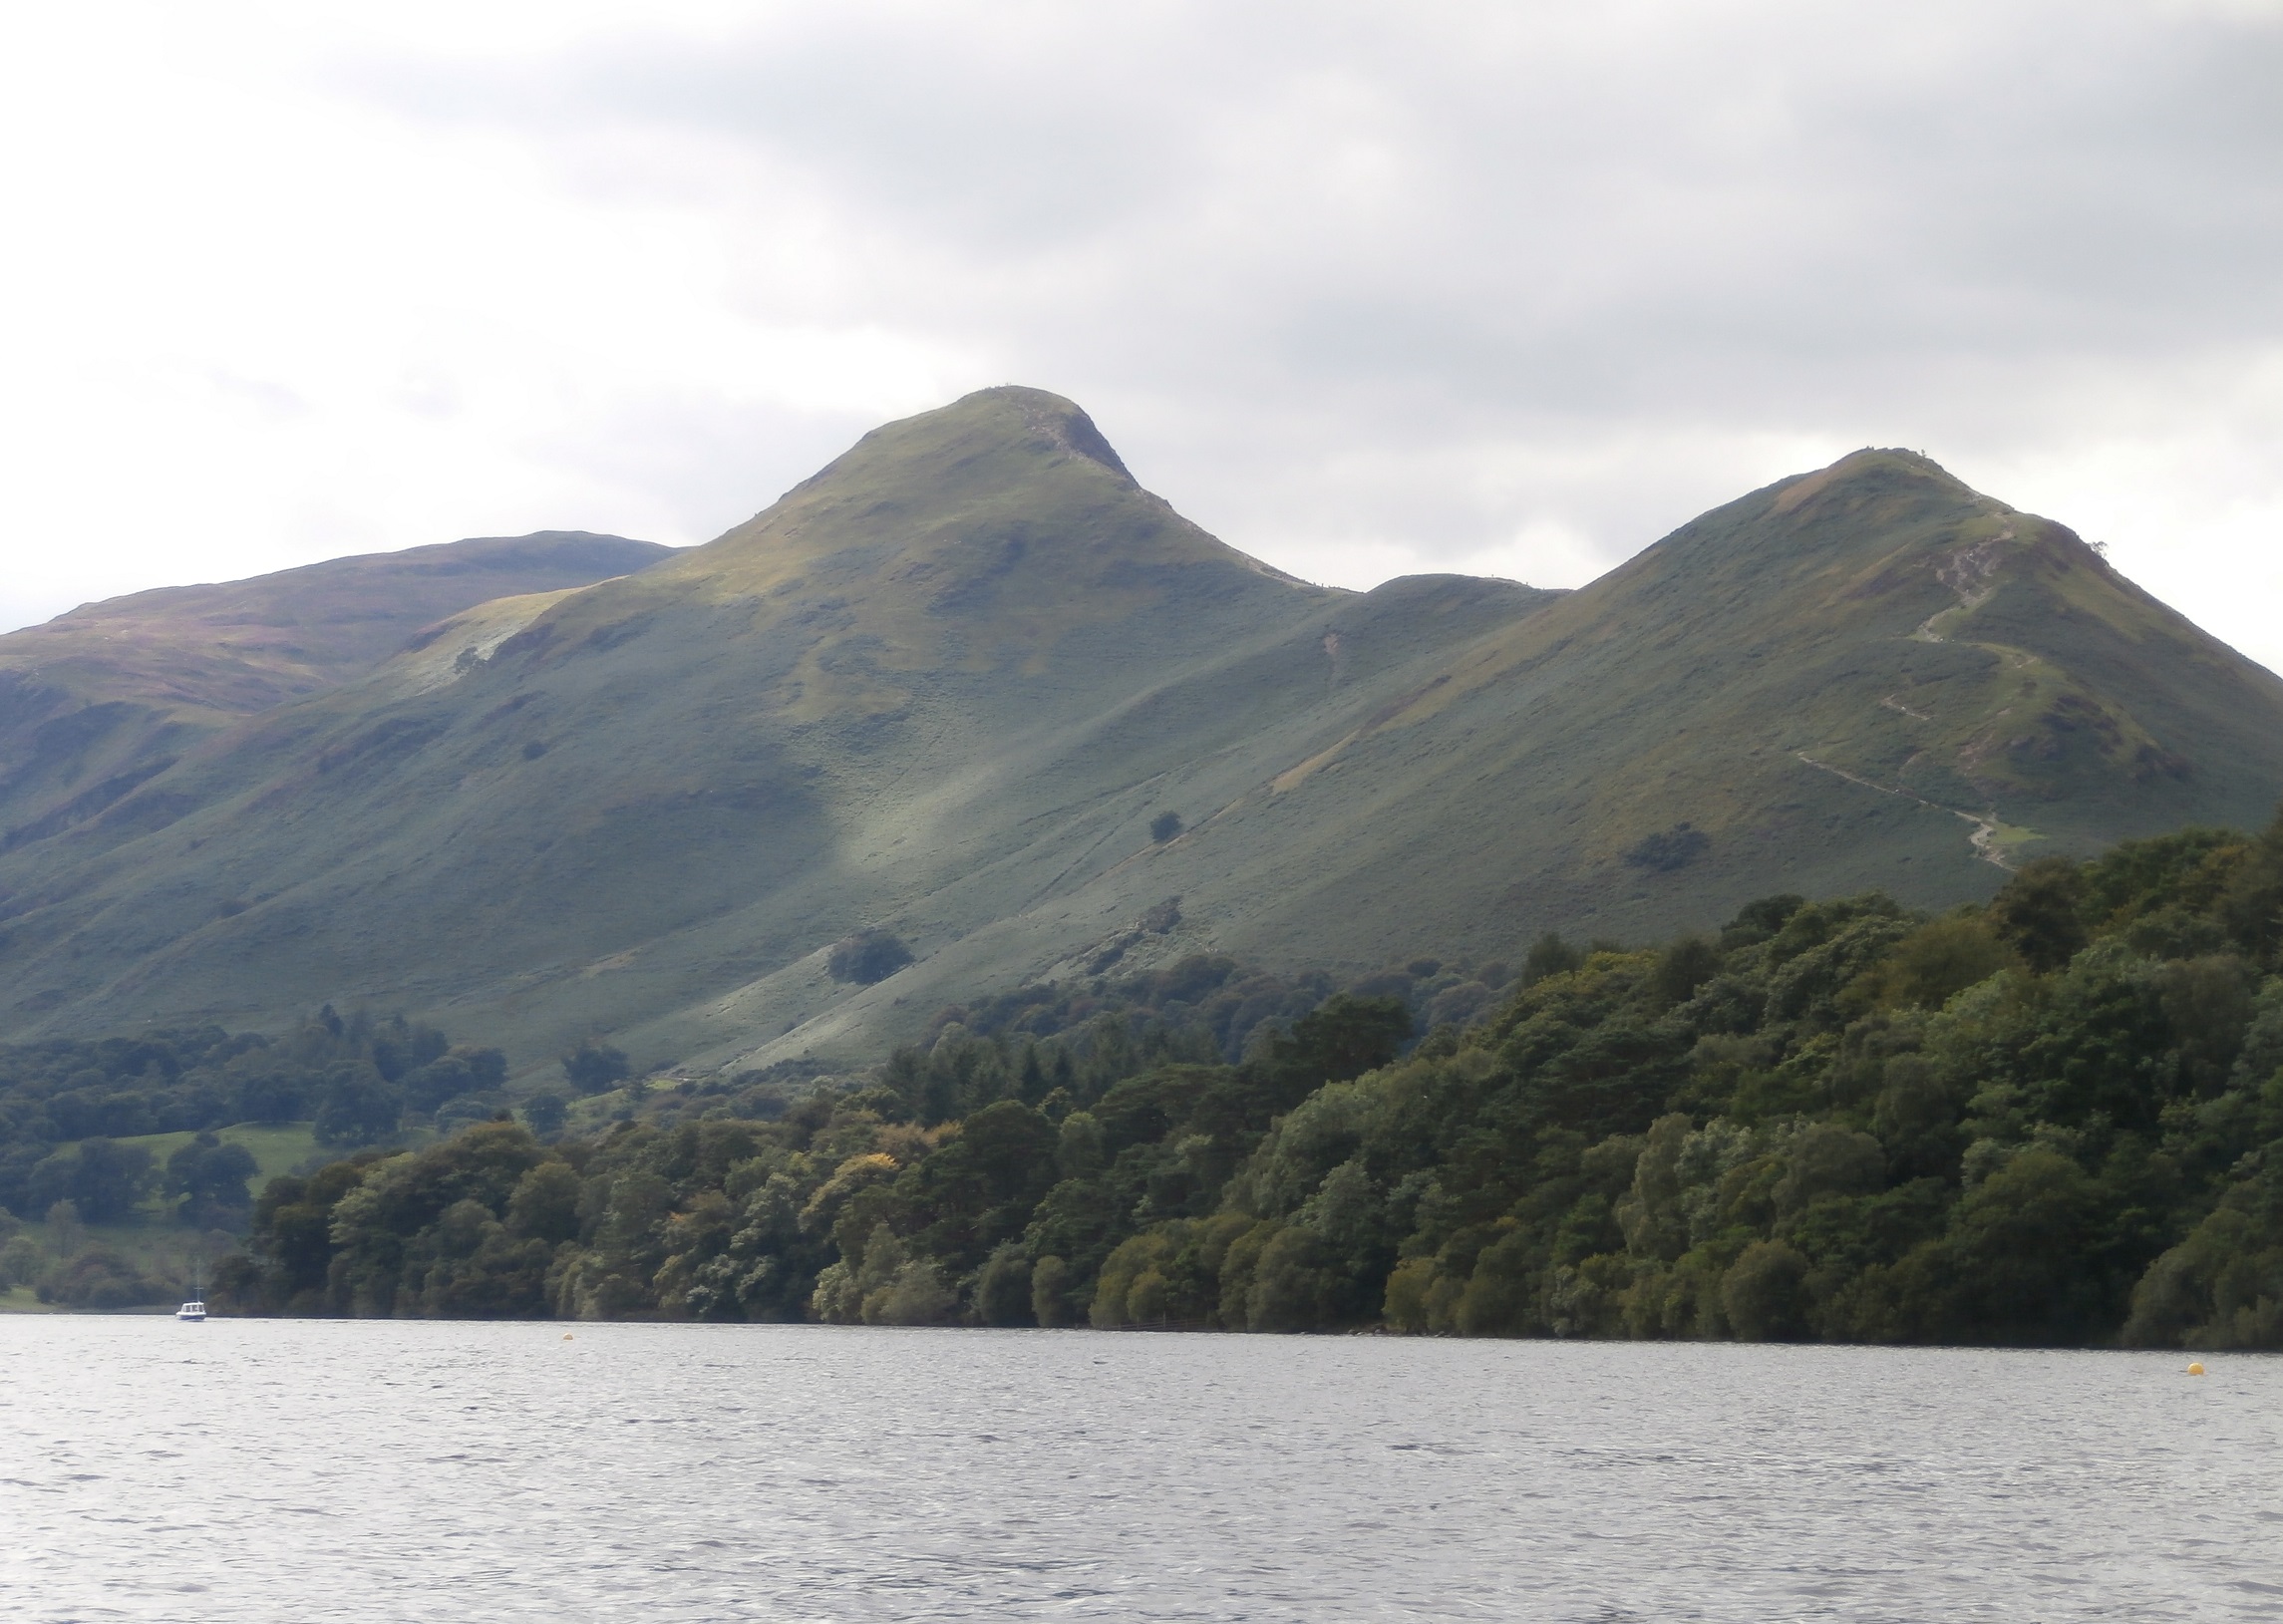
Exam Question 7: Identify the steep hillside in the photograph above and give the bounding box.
[0,532,669,855]
[0,392,1369,1052]
[756,444,2283,1076]
[1131,449,2283,967]
[0,392,2275,1077]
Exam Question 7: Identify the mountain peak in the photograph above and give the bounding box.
[646,383,1265,627]
[1767,447,1975,519]
[773,386,1135,516]
[958,385,1134,481]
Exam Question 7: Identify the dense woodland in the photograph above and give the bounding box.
[199,811,2283,1348]
[653,953,1513,1130]
[0,1010,508,1226]
[0,1010,517,1307]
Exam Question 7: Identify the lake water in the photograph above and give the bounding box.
[0,1320,2275,1622]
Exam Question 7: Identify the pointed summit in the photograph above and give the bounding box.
[777,385,1135,512]
[1774,446,1973,503]
[962,384,1134,480]
[525,385,1310,682]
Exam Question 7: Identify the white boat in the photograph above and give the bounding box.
[177,1264,206,1321]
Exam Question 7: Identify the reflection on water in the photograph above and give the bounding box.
[2,1319,2277,1622]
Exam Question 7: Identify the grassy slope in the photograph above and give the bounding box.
[0,402,2277,1078]
[707,450,2283,1072]
[1166,449,2283,961]
[110,1121,323,1194]
[0,531,671,853]
[0,390,1349,1057]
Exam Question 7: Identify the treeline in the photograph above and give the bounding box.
[217,812,2283,1348]
[921,952,1512,1064]
[637,954,1518,1130]
[0,1201,219,1311]
[0,1008,504,1223]
[211,996,1409,1319]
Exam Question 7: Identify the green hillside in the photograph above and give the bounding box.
[0,530,669,858]
[1161,448,2283,969]
[0,389,2277,1081]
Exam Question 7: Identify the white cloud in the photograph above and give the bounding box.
[1,0,2279,674]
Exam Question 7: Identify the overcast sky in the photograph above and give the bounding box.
[4,1,2280,668]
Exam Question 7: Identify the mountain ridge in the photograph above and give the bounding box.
[0,390,2275,1079]
[0,531,672,862]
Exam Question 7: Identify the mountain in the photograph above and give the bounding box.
[0,389,2276,1076]
[0,532,671,855]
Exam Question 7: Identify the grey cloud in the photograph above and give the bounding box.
[352,0,2283,587]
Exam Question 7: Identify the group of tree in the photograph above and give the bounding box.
[0,1009,506,1221]
[0,1199,227,1311]
[203,807,2283,1348]
[616,955,1516,1135]
[827,930,917,986]
[15,1129,261,1227]
[903,952,1511,1070]
[210,990,1410,1321]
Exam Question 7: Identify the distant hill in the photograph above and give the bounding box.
[0,532,670,855]
[0,389,2275,1076]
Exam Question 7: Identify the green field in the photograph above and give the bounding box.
[110,1121,324,1214]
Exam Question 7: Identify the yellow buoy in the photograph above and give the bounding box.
[2187,1362,2204,1376]
[562,1333,575,1342]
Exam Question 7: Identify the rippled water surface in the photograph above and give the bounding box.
[1,1319,2277,1622]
